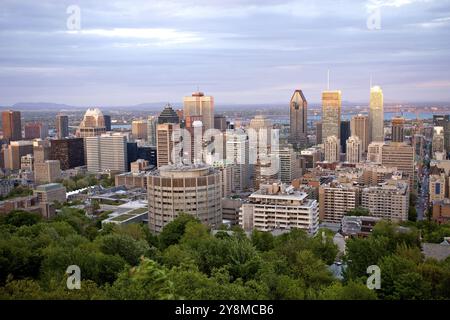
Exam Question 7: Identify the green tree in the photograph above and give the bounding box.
[345,207,370,216]
[2,210,41,227]
[95,233,150,266]
[158,214,199,249]
[106,258,175,299]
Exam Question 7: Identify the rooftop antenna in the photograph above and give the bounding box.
[327,69,330,90]
[370,74,373,89]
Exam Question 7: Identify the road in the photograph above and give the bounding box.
[417,142,431,221]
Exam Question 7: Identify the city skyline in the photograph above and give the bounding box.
[1,0,450,106]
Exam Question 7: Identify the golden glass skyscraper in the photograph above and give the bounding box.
[321,91,341,144]
[369,86,384,142]
[183,91,214,131]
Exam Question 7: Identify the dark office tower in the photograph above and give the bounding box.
[104,114,112,131]
[433,115,450,153]
[214,115,227,132]
[392,117,405,143]
[49,138,85,170]
[158,104,180,124]
[127,142,138,170]
[340,120,351,153]
[288,90,307,148]
[137,146,157,166]
[316,122,322,145]
[56,114,69,139]
[2,110,22,142]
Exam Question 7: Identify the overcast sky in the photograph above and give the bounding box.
[1,0,450,106]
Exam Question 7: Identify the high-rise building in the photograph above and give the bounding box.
[346,136,362,164]
[34,160,61,185]
[369,86,384,142]
[429,166,447,203]
[324,135,340,163]
[277,144,303,184]
[156,123,181,167]
[249,115,274,189]
[226,129,250,192]
[147,116,157,146]
[315,121,322,145]
[33,139,50,164]
[2,110,22,142]
[77,108,107,137]
[350,114,369,153]
[382,142,414,188]
[158,104,180,125]
[132,119,148,141]
[240,183,319,235]
[432,126,446,159]
[183,91,214,131]
[85,133,128,173]
[321,91,341,143]
[147,164,222,233]
[56,114,69,139]
[49,138,85,170]
[3,140,33,170]
[340,120,350,154]
[367,141,385,163]
[288,90,307,148]
[301,147,322,168]
[104,114,112,131]
[391,116,405,143]
[433,115,450,154]
[214,115,227,132]
[24,122,48,140]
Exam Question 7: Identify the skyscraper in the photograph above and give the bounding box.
[340,120,350,154]
[77,108,107,137]
[346,136,362,164]
[56,114,69,139]
[147,116,157,146]
[183,91,214,131]
[24,122,48,140]
[249,115,274,189]
[433,115,450,154]
[321,91,341,143]
[350,114,369,153]
[3,141,33,170]
[382,142,414,188]
[369,86,384,142]
[324,135,340,163]
[158,104,180,124]
[391,116,405,143]
[156,123,181,167]
[315,121,322,145]
[2,110,22,142]
[226,129,250,192]
[85,133,128,173]
[49,138,85,170]
[432,126,445,159]
[288,90,307,148]
[104,114,112,131]
[132,119,148,140]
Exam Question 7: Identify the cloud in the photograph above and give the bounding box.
[67,28,203,46]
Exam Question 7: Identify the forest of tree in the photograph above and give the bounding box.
[0,209,450,300]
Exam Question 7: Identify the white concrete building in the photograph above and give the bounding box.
[239,183,319,235]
